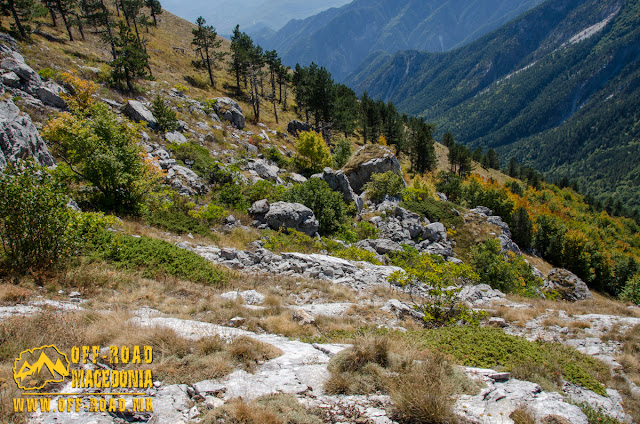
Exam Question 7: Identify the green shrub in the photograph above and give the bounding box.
[243,180,285,205]
[620,275,640,304]
[202,99,218,115]
[401,198,463,228]
[0,162,105,272]
[577,403,623,424]
[470,239,542,295]
[332,138,352,169]
[263,230,321,254]
[332,246,383,265]
[284,179,348,235]
[510,206,533,249]
[419,326,609,395]
[152,96,179,133]
[363,171,406,203]
[98,234,229,286]
[44,102,159,215]
[144,193,218,238]
[37,67,59,81]
[169,142,217,178]
[294,130,332,174]
[388,254,484,328]
[263,147,291,169]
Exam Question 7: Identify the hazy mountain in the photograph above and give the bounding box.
[347,0,640,207]
[160,0,351,36]
[255,0,544,81]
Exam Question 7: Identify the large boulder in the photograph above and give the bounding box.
[214,97,245,129]
[342,145,403,194]
[544,268,593,301]
[0,100,55,169]
[264,202,319,236]
[1,51,41,89]
[311,167,363,212]
[35,82,66,109]
[287,119,312,136]
[252,159,280,182]
[423,222,447,243]
[123,100,157,129]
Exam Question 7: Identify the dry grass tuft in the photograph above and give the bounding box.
[388,352,466,424]
[510,406,537,424]
[492,305,540,326]
[202,394,323,424]
[227,336,282,372]
[0,283,33,303]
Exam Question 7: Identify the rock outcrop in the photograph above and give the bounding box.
[123,100,157,129]
[343,145,403,194]
[287,119,312,136]
[214,97,245,129]
[0,99,55,169]
[249,201,319,236]
[311,167,363,212]
[544,268,593,301]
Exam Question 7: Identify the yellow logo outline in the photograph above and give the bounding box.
[13,345,70,391]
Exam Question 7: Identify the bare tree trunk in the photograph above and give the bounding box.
[8,0,27,38]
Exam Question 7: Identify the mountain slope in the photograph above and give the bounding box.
[255,0,544,81]
[160,0,351,35]
[346,0,640,208]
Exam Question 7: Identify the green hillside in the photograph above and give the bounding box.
[256,0,544,81]
[346,0,640,209]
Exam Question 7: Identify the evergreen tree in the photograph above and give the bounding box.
[264,49,280,123]
[110,21,149,92]
[442,132,455,149]
[486,148,500,169]
[0,0,35,38]
[191,16,224,87]
[510,207,532,249]
[333,84,359,138]
[228,25,252,93]
[145,0,161,25]
[407,117,436,174]
[508,157,519,177]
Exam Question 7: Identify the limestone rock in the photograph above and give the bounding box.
[287,119,312,136]
[123,100,157,129]
[423,222,447,242]
[292,308,315,325]
[214,97,245,129]
[264,202,319,236]
[459,284,506,306]
[35,82,66,109]
[0,99,55,169]
[165,131,187,144]
[343,145,403,194]
[544,268,593,301]
[312,167,363,212]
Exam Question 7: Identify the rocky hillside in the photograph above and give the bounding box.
[346,0,640,209]
[254,0,544,81]
[1,5,640,424]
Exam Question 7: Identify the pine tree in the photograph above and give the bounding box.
[145,0,161,25]
[442,132,455,149]
[264,49,280,123]
[0,0,34,38]
[229,25,252,93]
[508,158,519,177]
[110,21,149,92]
[191,16,225,87]
[407,117,436,174]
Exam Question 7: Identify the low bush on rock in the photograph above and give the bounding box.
[284,178,348,235]
[94,234,230,286]
[364,171,406,203]
[388,254,485,328]
[470,238,542,296]
[419,326,609,395]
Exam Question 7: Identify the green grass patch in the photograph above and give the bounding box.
[401,198,463,228]
[417,326,609,395]
[96,234,230,286]
[145,209,216,239]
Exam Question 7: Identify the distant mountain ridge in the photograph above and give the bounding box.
[346,0,640,207]
[254,0,544,81]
